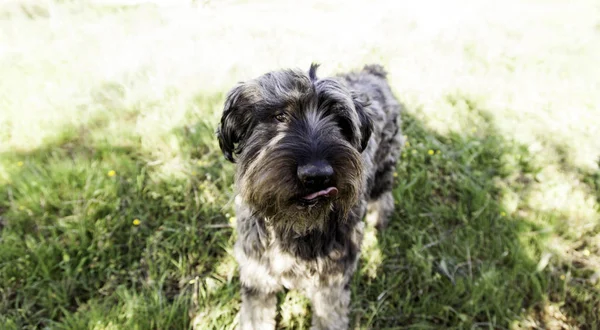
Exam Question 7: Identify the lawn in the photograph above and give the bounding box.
[1,0,599,329]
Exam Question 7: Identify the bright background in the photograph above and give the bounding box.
[1,0,599,328]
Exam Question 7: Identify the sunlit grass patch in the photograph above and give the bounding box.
[278,290,311,329]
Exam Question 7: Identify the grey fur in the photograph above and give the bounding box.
[217,64,403,330]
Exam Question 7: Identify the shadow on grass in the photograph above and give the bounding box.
[0,91,236,329]
[351,101,599,329]
[1,90,598,329]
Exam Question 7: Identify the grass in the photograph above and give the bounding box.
[1,0,599,329]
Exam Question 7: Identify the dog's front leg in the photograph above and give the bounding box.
[309,283,351,330]
[238,285,277,330]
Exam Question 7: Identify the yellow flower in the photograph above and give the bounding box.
[405,140,410,147]
[107,170,116,177]
[500,212,506,217]
[393,172,398,177]
[133,219,141,226]
[560,274,566,280]
[17,161,24,167]
[583,249,590,257]
[436,150,441,154]
[428,150,434,155]
[18,205,24,210]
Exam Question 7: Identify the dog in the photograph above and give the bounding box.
[216,64,403,330]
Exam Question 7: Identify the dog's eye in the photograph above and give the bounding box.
[274,113,287,123]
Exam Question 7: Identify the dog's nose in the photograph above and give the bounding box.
[297,160,334,187]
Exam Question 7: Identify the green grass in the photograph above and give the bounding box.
[1,0,599,329]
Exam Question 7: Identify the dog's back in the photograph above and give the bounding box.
[338,65,404,227]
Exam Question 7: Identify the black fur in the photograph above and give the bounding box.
[217,64,403,330]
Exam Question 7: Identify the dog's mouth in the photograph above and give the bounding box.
[297,187,339,207]
[302,187,338,200]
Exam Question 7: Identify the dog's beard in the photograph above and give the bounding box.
[237,147,363,235]
[269,202,333,235]
[239,180,354,235]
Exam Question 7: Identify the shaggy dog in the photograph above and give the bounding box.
[217,64,403,330]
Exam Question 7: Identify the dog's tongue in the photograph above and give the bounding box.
[302,187,339,200]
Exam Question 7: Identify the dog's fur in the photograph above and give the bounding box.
[217,64,403,330]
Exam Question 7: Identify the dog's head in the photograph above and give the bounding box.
[217,64,372,231]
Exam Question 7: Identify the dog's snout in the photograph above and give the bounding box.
[297,161,334,187]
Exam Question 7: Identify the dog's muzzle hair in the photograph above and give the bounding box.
[216,63,403,330]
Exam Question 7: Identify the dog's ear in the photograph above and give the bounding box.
[352,92,373,152]
[216,83,258,162]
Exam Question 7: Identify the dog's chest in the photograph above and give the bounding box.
[266,243,345,290]
[235,238,347,293]
[234,204,364,292]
